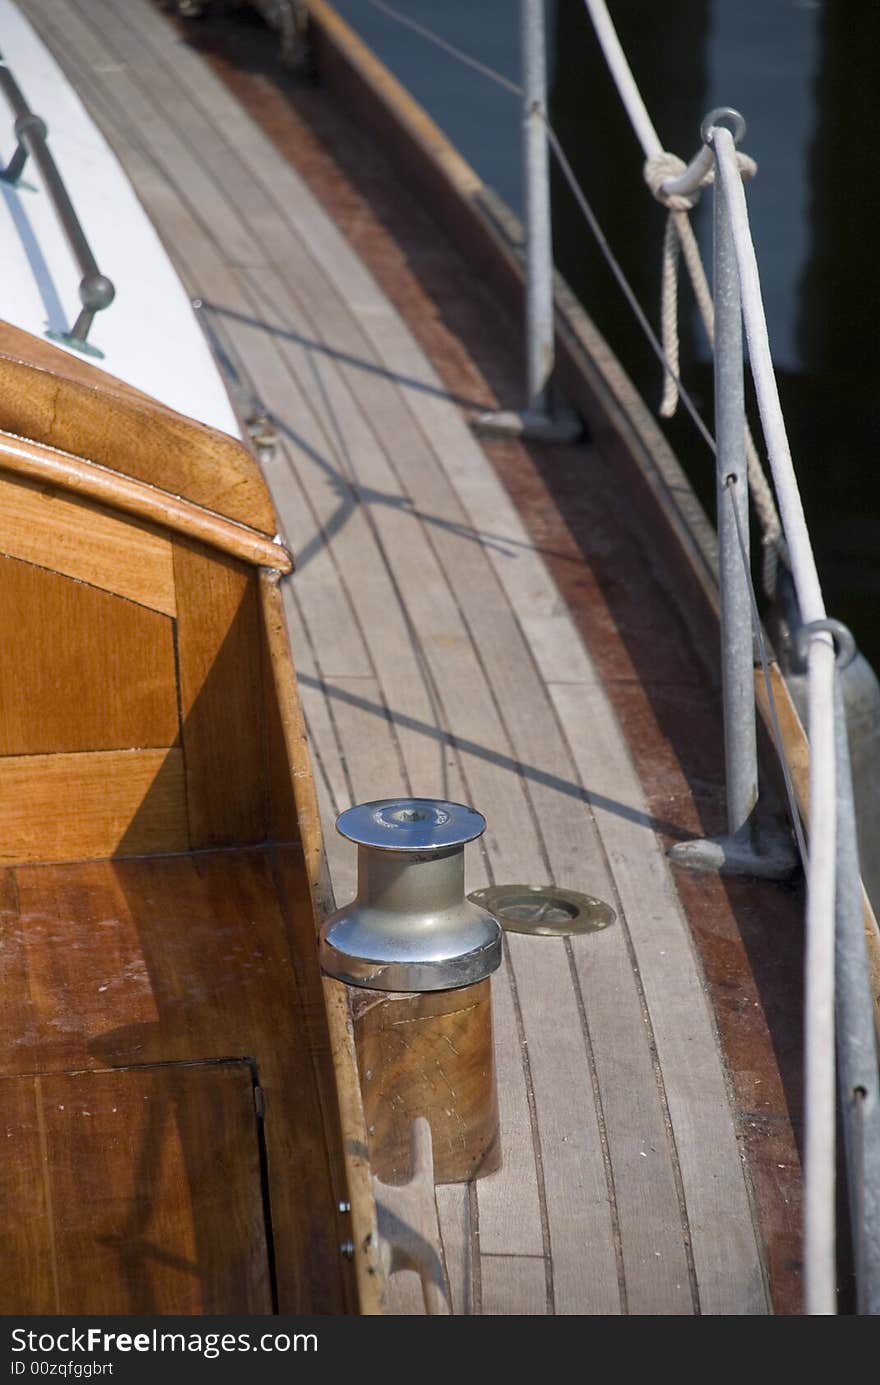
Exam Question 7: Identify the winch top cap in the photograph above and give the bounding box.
[336,798,487,852]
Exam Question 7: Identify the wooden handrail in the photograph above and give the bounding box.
[0,322,277,534]
[0,429,292,573]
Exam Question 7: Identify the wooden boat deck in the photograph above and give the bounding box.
[20,0,805,1313]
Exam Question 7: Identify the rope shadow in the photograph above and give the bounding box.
[201,297,492,411]
[298,671,692,841]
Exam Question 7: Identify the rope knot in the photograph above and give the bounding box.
[644,151,702,210]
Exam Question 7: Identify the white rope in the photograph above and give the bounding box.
[580,0,663,159]
[543,119,716,454]
[712,131,823,618]
[642,151,783,594]
[366,0,787,592]
[804,637,839,1315]
[714,124,838,1315]
[583,0,785,591]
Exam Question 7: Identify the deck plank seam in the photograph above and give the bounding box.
[22,0,775,1315]
[563,937,629,1313]
[57,1,273,274]
[45,0,609,771]
[58,5,628,1314]
[54,0,580,855]
[73,0,464,451]
[279,281,599,876]
[91,0,566,622]
[497,942,555,1315]
[237,281,456,804]
[465,1181,481,1316]
[58,2,557,908]
[201,267,488,812]
[236,296,566,870]
[547,678,703,1312]
[554,681,769,1310]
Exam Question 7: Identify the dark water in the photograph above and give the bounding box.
[330,0,880,673]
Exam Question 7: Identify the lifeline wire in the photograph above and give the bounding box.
[363,0,523,96]
[365,0,785,584]
[362,0,717,460]
[542,119,716,455]
[581,0,785,591]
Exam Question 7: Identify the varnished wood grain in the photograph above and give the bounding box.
[0,473,176,615]
[0,1003,56,1313]
[260,574,305,849]
[355,980,500,1185]
[174,539,265,847]
[0,1063,272,1314]
[260,575,385,1310]
[0,748,187,864]
[269,844,378,1313]
[0,322,277,534]
[0,429,291,573]
[8,849,348,1312]
[0,554,179,756]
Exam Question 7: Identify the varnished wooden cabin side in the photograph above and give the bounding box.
[0,325,382,1314]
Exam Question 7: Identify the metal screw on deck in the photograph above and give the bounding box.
[668,109,794,879]
[319,798,502,992]
[474,0,580,445]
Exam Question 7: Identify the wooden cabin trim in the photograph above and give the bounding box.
[0,472,177,616]
[0,323,277,535]
[259,571,386,1314]
[0,552,180,757]
[174,541,267,847]
[0,430,292,574]
[0,747,188,865]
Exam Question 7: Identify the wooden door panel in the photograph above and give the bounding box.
[0,1062,274,1314]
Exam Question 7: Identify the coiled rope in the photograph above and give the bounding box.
[584,0,786,596]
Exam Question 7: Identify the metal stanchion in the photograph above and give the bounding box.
[475,0,581,444]
[669,111,794,878]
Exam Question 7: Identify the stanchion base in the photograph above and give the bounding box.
[668,831,799,880]
[472,407,583,444]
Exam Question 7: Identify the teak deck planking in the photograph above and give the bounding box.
[13,0,788,1314]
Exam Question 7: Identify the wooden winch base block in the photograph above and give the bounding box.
[351,977,501,1186]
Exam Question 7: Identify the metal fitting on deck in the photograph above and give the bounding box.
[319,798,502,992]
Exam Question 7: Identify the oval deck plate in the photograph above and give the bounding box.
[468,884,616,937]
